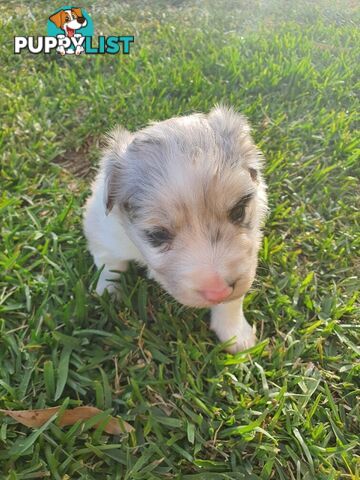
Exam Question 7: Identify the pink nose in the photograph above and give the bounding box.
[199,285,232,303]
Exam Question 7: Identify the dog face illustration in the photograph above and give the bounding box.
[49,8,87,37]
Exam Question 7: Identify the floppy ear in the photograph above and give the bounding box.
[104,160,119,215]
[102,127,133,215]
[72,8,83,18]
[49,10,66,29]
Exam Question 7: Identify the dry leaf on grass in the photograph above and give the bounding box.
[0,406,133,434]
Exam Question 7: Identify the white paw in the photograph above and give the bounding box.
[213,320,256,354]
[95,278,120,297]
[94,262,128,298]
[95,272,121,299]
[225,327,256,354]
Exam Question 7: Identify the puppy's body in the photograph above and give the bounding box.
[83,106,267,352]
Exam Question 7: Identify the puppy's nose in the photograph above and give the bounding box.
[199,285,232,303]
[77,16,86,24]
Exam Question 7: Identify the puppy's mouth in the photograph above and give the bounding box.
[65,26,75,37]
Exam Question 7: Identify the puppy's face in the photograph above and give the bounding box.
[105,107,268,307]
[49,8,87,35]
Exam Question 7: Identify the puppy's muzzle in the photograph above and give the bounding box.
[197,274,238,304]
[198,285,233,303]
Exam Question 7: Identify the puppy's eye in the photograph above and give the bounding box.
[229,194,253,225]
[145,227,173,248]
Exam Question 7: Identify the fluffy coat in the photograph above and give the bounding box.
[83,106,268,352]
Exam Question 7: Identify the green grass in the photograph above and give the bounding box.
[1,0,359,478]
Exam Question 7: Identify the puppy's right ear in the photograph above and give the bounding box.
[103,158,119,215]
[102,127,132,215]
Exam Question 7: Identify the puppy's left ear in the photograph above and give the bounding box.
[102,127,133,215]
[103,156,120,215]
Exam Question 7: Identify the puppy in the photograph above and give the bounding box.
[49,8,87,55]
[83,106,268,353]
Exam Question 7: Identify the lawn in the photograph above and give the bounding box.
[0,0,359,478]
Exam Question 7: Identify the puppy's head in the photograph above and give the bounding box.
[49,8,87,35]
[104,106,268,307]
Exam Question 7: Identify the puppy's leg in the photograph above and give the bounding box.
[210,297,256,353]
[94,258,128,297]
[84,193,141,298]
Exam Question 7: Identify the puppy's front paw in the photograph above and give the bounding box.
[95,271,121,299]
[225,324,256,354]
[94,262,128,299]
[212,318,256,354]
[96,279,121,298]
